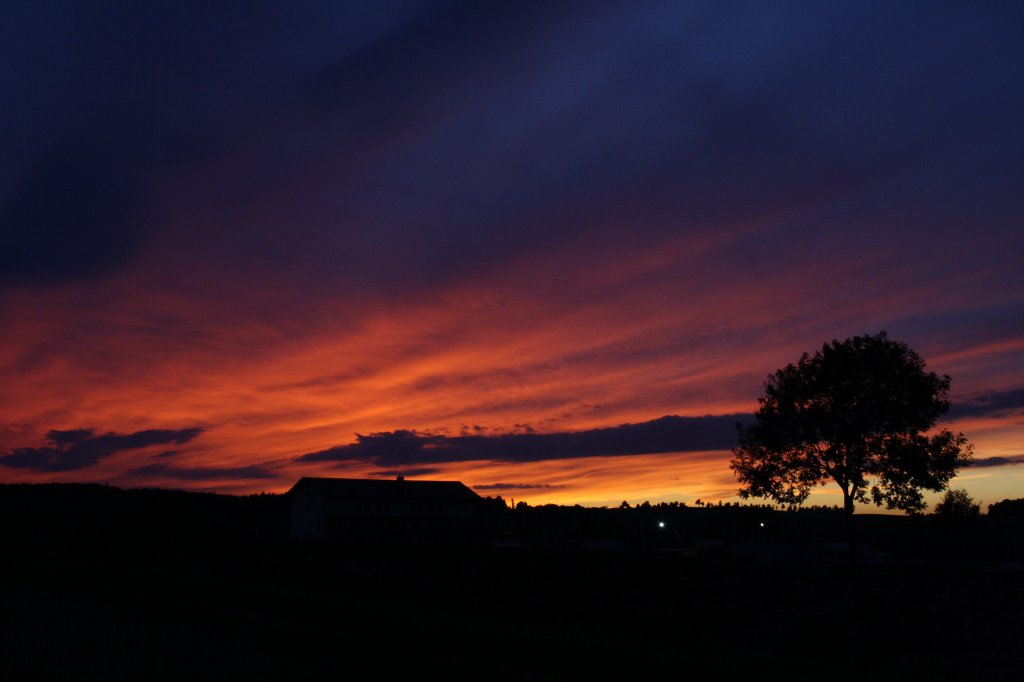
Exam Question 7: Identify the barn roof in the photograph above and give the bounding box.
[288,477,481,502]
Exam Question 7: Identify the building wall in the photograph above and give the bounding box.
[325,499,476,518]
[289,488,325,540]
[289,484,481,541]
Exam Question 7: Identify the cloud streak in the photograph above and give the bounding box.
[0,428,204,473]
[971,455,1024,469]
[947,388,1024,420]
[472,483,564,491]
[133,462,276,481]
[368,468,442,478]
[295,385,1022,472]
[297,415,753,467]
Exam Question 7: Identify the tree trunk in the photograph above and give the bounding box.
[843,491,857,564]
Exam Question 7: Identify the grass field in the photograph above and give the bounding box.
[3,534,1020,681]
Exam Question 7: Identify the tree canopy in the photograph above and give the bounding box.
[933,488,980,517]
[730,332,972,515]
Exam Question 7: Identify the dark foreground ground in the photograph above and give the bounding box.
[4,539,1022,680]
[1,486,1021,680]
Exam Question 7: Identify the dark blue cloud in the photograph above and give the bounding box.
[0,428,204,472]
[473,483,564,491]
[296,414,754,467]
[296,383,1018,468]
[133,462,275,481]
[369,468,443,478]
[44,429,95,449]
[971,455,1024,469]
[947,388,1024,420]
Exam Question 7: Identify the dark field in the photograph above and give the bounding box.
[2,486,1021,680]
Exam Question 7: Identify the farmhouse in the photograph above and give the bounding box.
[288,476,483,543]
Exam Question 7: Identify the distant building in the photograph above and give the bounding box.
[288,476,483,543]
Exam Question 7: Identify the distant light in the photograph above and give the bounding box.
[658,521,665,528]
[759,522,765,527]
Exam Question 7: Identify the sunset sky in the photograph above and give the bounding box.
[2,2,1022,511]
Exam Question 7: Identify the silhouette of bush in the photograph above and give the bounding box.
[987,497,1024,517]
[934,488,980,517]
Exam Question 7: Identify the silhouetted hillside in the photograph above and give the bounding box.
[0,483,288,547]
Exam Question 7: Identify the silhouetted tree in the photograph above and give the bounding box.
[731,332,973,551]
[934,488,980,517]
[988,498,1024,517]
